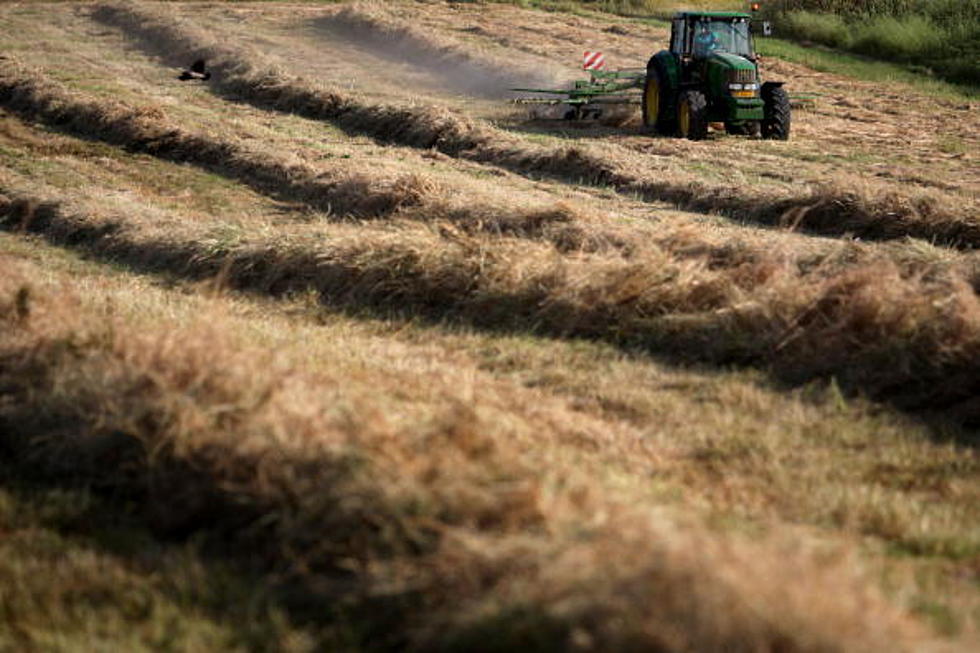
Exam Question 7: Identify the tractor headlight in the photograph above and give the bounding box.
[729,82,758,98]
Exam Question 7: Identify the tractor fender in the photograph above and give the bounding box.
[647,50,680,93]
[646,51,680,121]
[761,81,785,91]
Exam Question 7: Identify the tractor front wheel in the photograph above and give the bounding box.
[677,90,708,141]
[761,84,791,140]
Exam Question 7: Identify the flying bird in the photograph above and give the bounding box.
[178,59,211,81]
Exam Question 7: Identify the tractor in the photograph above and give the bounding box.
[642,11,790,140]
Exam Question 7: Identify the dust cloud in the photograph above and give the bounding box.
[313,13,566,100]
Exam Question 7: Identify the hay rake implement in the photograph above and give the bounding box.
[510,58,645,120]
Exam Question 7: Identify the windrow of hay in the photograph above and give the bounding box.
[92,2,980,250]
[4,184,979,422]
[0,63,625,252]
[0,62,427,219]
[89,3,493,153]
[0,260,923,651]
[5,78,971,285]
[620,176,980,250]
[318,3,560,97]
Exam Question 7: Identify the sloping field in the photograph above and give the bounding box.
[1,2,978,650]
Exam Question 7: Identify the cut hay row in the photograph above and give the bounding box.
[6,73,970,291]
[0,63,634,253]
[90,3,492,152]
[0,62,863,272]
[12,84,972,289]
[0,185,746,320]
[92,2,980,250]
[0,63,424,220]
[0,66,863,284]
[0,257,921,652]
[4,183,979,423]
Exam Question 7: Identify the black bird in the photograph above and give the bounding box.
[178,59,210,81]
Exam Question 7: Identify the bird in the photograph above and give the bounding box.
[178,59,210,81]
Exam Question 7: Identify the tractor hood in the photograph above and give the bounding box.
[707,51,756,72]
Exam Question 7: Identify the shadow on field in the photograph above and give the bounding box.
[496,117,646,141]
[0,460,570,653]
[0,458,431,651]
[0,466,325,650]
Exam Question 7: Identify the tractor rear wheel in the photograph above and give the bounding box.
[642,62,673,135]
[761,84,791,140]
[677,90,708,141]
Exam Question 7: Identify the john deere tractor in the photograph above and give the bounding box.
[643,11,790,140]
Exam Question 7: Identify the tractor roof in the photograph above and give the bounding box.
[674,11,752,19]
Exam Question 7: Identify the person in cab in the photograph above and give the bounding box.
[693,24,719,58]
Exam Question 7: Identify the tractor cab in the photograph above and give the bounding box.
[671,13,755,61]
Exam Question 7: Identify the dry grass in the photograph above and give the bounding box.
[0,253,930,651]
[2,2,979,648]
[90,2,980,249]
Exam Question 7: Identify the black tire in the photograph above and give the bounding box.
[677,89,708,141]
[761,84,791,140]
[642,59,674,135]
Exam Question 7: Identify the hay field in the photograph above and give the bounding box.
[0,1,977,650]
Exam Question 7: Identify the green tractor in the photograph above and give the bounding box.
[643,11,790,140]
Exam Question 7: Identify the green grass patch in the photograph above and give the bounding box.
[756,36,979,99]
[760,1,980,86]
[936,136,969,155]
[910,598,961,638]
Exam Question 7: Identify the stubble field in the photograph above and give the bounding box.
[0,1,977,650]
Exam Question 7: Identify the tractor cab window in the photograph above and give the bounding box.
[670,18,686,54]
[690,18,754,59]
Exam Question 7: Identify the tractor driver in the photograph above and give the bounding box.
[693,23,719,58]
